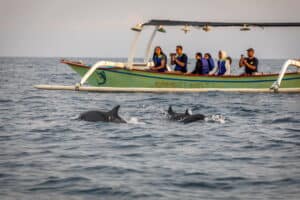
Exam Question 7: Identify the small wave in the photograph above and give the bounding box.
[247,178,299,186]
[263,116,300,124]
[29,176,91,192]
[112,144,141,149]
[84,165,142,174]
[0,173,14,178]
[65,187,131,196]
[37,176,90,187]
[215,176,247,182]
[173,181,233,190]
[0,99,13,103]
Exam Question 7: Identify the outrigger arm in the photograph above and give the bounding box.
[270,59,300,91]
[76,61,125,88]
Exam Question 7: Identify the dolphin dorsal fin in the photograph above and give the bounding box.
[168,106,174,114]
[185,109,190,115]
[185,109,192,115]
[109,105,120,116]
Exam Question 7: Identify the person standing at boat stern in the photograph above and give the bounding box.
[239,48,259,75]
[151,46,167,72]
[171,45,188,73]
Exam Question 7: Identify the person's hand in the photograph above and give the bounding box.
[243,59,248,65]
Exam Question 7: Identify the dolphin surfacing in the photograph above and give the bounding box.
[167,106,190,121]
[79,105,126,123]
[167,106,205,124]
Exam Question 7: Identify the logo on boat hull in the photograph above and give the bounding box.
[96,71,107,85]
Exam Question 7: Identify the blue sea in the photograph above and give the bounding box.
[0,57,299,200]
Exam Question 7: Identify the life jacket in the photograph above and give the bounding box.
[201,58,210,74]
[174,54,188,73]
[207,58,215,71]
[217,60,227,76]
[153,54,167,72]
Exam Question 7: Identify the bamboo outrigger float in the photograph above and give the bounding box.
[35,19,300,93]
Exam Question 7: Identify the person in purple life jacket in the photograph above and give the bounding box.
[190,52,213,75]
[204,53,215,73]
[209,50,231,76]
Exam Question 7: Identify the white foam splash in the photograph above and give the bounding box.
[205,115,226,124]
[126,117,145,125]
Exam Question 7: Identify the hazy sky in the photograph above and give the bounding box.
[0,0,299,58]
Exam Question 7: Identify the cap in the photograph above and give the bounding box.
[247,48,254,52]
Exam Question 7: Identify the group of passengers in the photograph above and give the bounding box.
[150,45,259,75]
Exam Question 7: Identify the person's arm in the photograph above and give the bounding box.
[191,61,199,74]
[244,59,257,71]
[208,58,214,71]
[155,59,166,70]
[239,56,244,67]
[175,55,187,68]
[224,60,231,75]
[209,65,218,75]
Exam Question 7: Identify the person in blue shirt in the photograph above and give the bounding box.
[150,46,167,72]
[171,45,188,73]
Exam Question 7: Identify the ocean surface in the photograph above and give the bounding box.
[0,57,299,200]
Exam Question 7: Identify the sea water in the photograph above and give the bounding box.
[0,57,299,199]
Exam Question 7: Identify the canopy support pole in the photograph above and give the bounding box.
[127,31,142,70]
[270,59,300,92]
[144,26,158,64]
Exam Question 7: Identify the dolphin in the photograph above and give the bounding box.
[181,114,205,124]
[79,105,126,123]
[167,106,205,124]
[167,106,191,121]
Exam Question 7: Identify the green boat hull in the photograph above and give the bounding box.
[66,62,300,89]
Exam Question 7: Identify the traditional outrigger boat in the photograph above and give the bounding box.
[35,19,300,93]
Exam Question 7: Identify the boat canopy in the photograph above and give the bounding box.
[142,19,300,27]
[128,19,300,70]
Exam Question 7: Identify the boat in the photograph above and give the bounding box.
[35,19,300,93]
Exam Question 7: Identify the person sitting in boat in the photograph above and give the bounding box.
[239,48,259,75]
[150,46,167,72]
[190,52,210,75]
[204,53,215,72]
[171,45,188,73]
[190,52,203,74]
[209,50,231,76]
